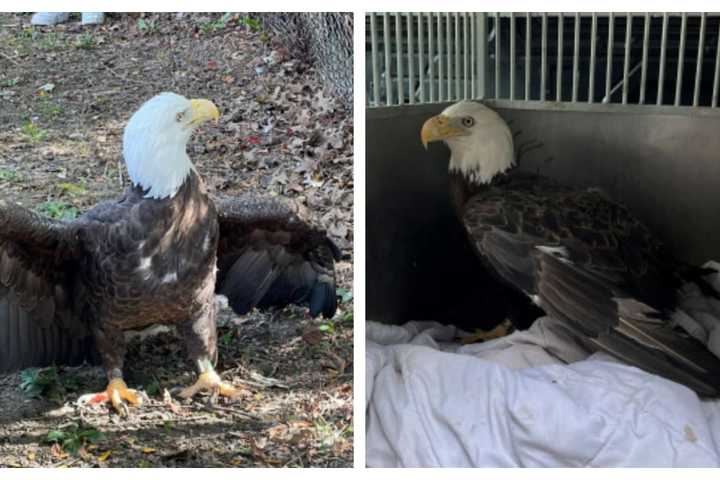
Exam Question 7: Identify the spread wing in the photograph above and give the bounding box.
[0,200,93,372]
[214,194,340,319]
[463,174,720,396]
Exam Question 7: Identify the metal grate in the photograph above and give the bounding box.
[366,12,720,111]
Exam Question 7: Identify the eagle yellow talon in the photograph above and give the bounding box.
[461,319,514,344]
[178,370,238,399]
[77,378,143,416]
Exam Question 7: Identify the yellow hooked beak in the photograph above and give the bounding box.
[420,114,465,149]
[188,98,220,126]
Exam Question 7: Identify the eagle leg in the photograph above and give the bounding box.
[177,365,240,399]
[460,319,514,344]
[176,301,240,400]
[77,378,143,417]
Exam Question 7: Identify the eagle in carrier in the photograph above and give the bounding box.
[421,100,720,397]
[0,92,339,414]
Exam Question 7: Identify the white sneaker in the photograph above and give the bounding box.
[31,12,70,26]
[81,12,105,25]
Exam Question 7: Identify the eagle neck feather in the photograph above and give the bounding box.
[123,126,195,200]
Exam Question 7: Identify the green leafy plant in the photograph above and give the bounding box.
[240,16,261,32]
[221,329,234,346]
[198,12,234,34]
[0,77,18,88]
[0,168,19,182]
[336,287,353,304]
[57,182,86,197]
[36,200,79,220]
[137,18,158,34]
[318,322,335,334]
[39,32,60,50]
[21,121,47,142]
[38,99,63,119]
[20,367,60,399]
[73,33,95,49]
[45,425,104,454]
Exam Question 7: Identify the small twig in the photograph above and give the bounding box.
[0,50,21,66]
[193,401,262,422]
[100,62,146,86]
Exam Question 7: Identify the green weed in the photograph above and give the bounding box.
[21,121,48,142]
[45,425,104,454]
[36,200,79,220]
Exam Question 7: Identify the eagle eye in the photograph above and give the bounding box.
[176,111,185,122]
[462,116,475,128]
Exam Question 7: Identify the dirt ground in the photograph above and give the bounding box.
[0,12,353,467]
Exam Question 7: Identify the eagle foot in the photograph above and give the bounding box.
[77,378,143,417]
[176,370,239,400]
[461,319,514,344]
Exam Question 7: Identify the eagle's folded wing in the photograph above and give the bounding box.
[213,194,341,319]
[0,200,91,372]
[463,186,720,396]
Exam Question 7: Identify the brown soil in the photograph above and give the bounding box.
[0,12,353,468]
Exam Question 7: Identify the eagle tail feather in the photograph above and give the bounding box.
[536,251,720,397]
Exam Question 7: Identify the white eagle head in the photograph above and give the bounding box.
[123,92,220,199]
[420,101,515,185]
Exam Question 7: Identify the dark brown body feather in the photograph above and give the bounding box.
[0,173,338,376]
[454,171,720,396]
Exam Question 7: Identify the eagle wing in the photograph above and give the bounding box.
[462,174,720,396]
[0,200,92,372]
[214,194,340,319]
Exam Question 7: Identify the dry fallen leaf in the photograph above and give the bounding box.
[302,327,323,345]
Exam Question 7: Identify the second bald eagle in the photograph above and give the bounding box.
[421,100,720,396]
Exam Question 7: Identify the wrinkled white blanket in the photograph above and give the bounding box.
[366,317,720,467]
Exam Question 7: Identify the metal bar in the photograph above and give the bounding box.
[445,13,453,101]
[604,12,614,103]
[407,13,414,104]
[471,13,476,98]
[557,13,563,101]
[447,12,452,100]
[693,12,706,107]
[370,13,380,106]
[428,13,435,102]
[477,13,487,99]
[383,13,393,106]
[509,12,515,101]
[588,13,597,103]
[572,12,580,102]
[713,19,720,107]
[395,13,404,104]
[639,13,650,104]
[657,12,668,105]
[541,13,547,101]
[675,12,687,106]
[495,12,501,98]
[464,13,469,99]
[455,13,461,100]
[438,13,444,102]
[525,12,531,100]
[418,13,425,103]
[622,13,632,105]
[608,61,642,100]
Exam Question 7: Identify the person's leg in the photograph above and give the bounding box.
[30,13,70,26]
[81,13,105,25]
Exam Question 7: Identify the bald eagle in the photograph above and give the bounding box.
[421,100,720,396]
[0,92,339,414]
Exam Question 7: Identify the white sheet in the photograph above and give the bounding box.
[366,317,720,467]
